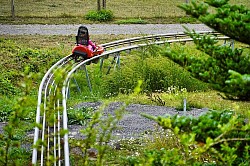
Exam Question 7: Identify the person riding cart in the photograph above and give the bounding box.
[72,26,104,61]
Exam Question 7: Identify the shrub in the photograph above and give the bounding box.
[0,97,14,122]
[142,109,250,165]
[68,107,94,125]
[0,76,17,95]
[85,9,114,22]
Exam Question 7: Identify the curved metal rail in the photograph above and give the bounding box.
[32,31,230,165]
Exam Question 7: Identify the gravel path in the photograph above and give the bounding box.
[0,102,208,141]
[0,23,212,35]
[69,102,208,140]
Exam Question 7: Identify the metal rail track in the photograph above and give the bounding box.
[32,31,230,165]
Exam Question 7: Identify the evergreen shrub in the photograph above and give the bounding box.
[85,9,114,22]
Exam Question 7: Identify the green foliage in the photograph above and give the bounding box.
[0,97,14,122]
[140,109,250,165]
[68,107,94,125]
[0,38,63,95]
[183,30,249,100]
[0,39,19,95]
[17,48,63,73]
[70,105,123,165]
[85,9,114,22]
[0,69,36,165]
[179,0,209,18]
[0,76,17,95]
[100,48,208,98]
[177,16,199,24]
[225,70,250,100]
[150,148,186,165]
[166,0,250,100]
[157,110,245,142]
[179,0,250,44]
[205,0,229,7]
[147,93,166,106]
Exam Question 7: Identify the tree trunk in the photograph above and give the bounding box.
[97,0,101,11]
[102,0,106,9]
[11,0,15,18]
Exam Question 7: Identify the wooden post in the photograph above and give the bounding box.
[11,0,15,18]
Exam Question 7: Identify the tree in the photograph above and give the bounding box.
[164,0,250,100]
[97,0,106,11]
[11,0,15,18]
[180,0,250,44]
[97,0,101,11]
[102,0,106,9]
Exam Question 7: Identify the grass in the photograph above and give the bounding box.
[0,0,249,24]
[0,0,186,18]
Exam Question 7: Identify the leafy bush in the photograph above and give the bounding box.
[142,109,250,165]
[85,9,114,22]
[159,110,247,142]
[68,107,94,125]
[0,97,15,122]
[0,76,17,95]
